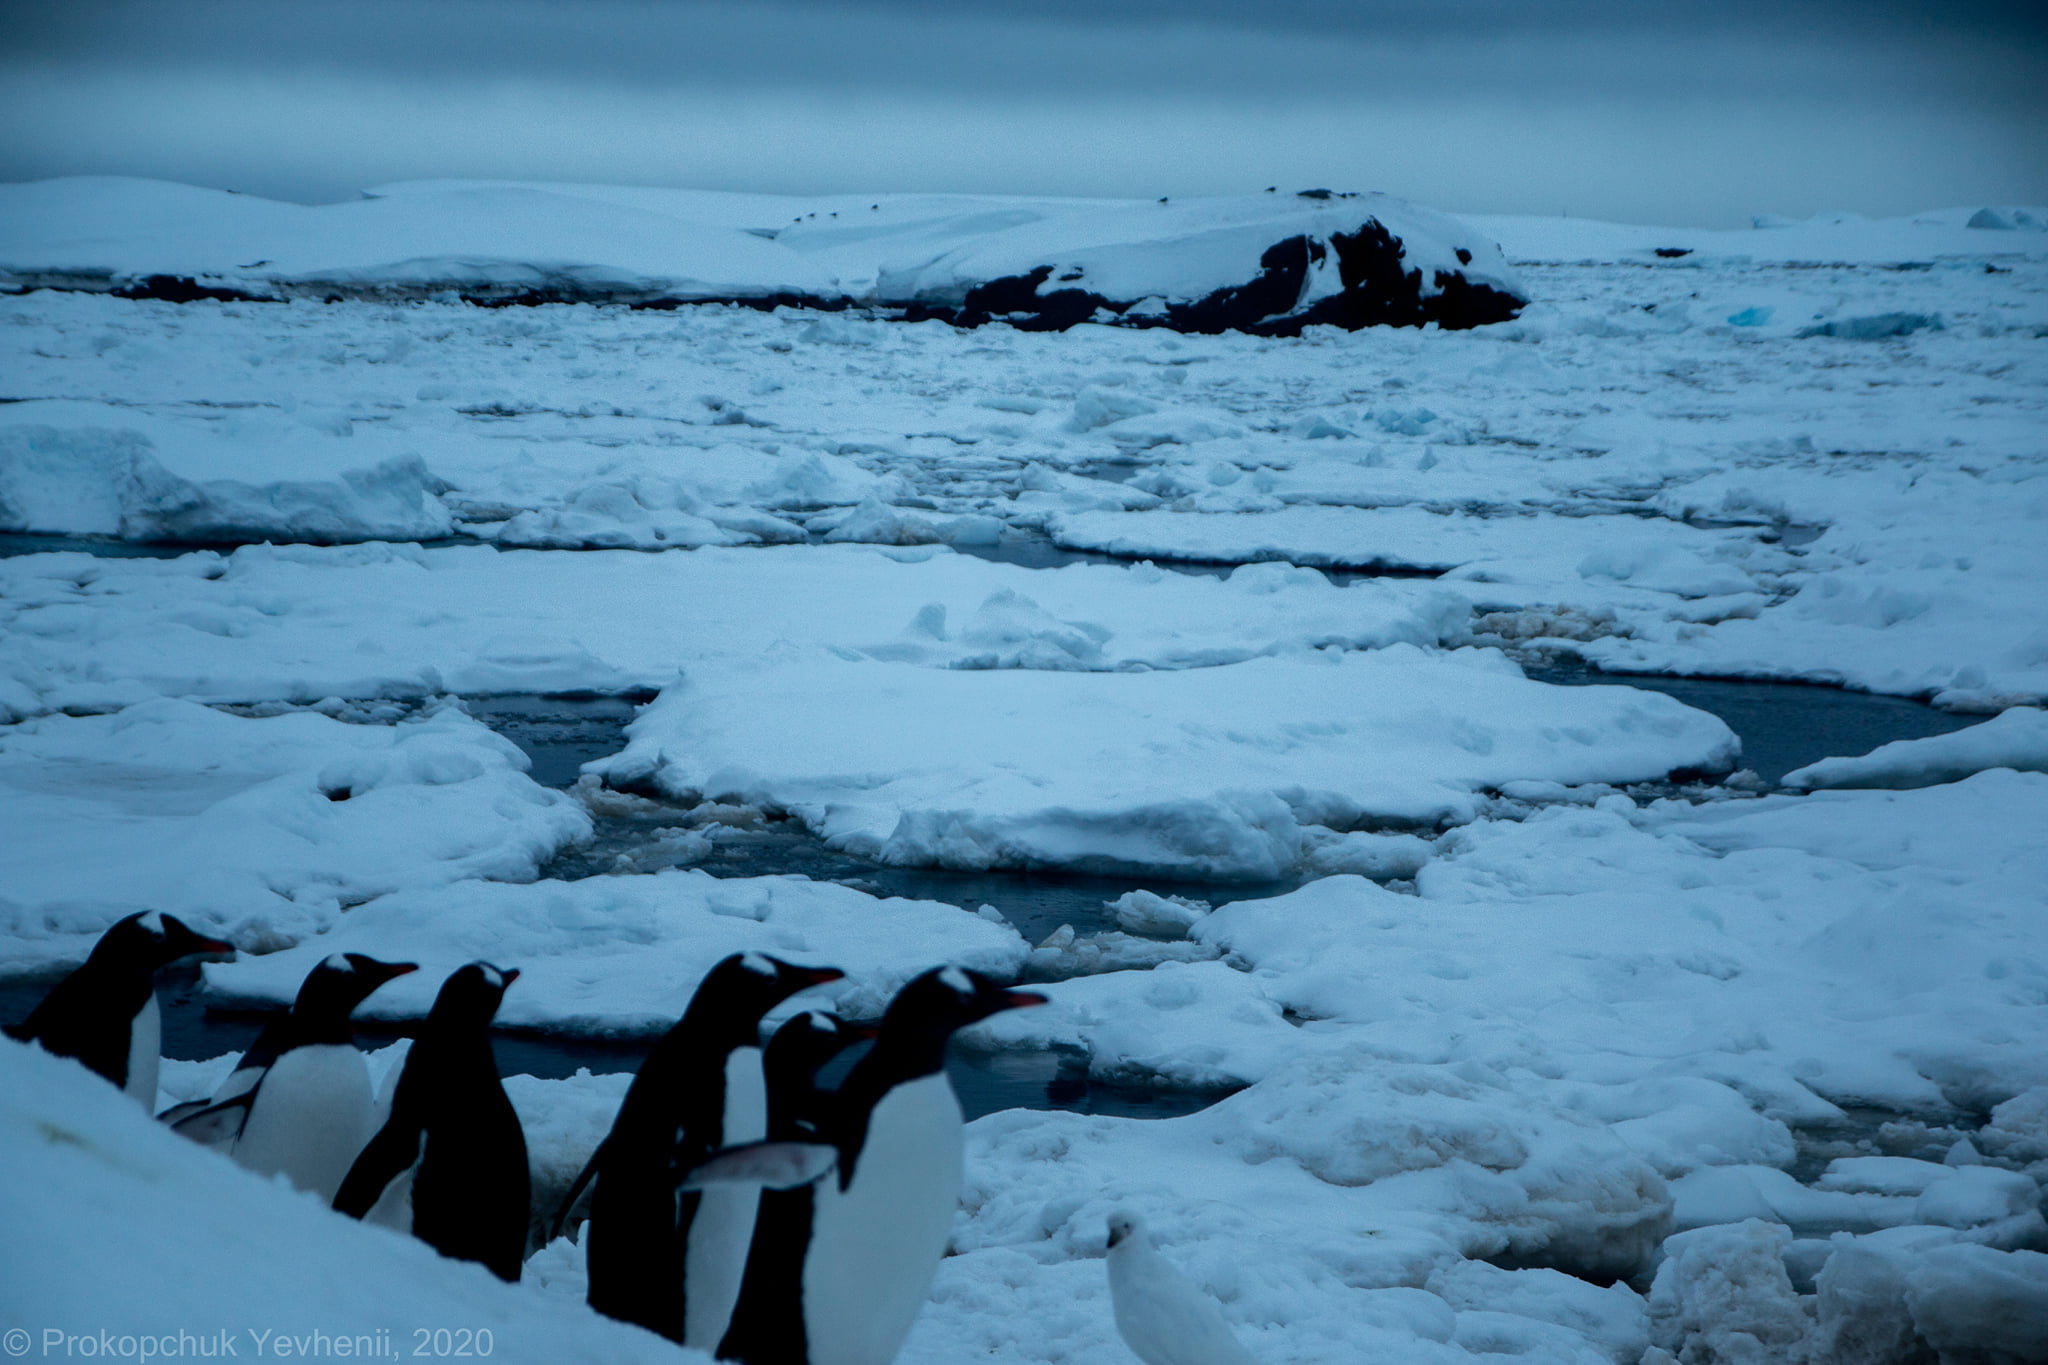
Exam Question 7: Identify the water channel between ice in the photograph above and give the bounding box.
[0,530,1984,1129]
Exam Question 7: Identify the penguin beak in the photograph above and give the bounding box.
[363,960,420,989]
[999,989,1049,1010]
[179,931,236,960]
[847,1020,883,1041]
[796,966,845,988]
[499,968,521,988]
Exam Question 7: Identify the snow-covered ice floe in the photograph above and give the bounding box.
[0,177,1527,332]
[0,401,453,544]
[593,645,1737,878]
[0,542,1460,722]
[918,771,2048,1358]
[1782,704,2048,790]
[197,868,1027,1032]
[0,699,588,970]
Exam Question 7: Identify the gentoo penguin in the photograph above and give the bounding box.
[4,911,232,1106]
[334,962,528,1281]
[579,952,845,1347]
[719,966,1046,1365]
[1104,1209,1259,1365]
[717,1011,877,1363]
[166,953,416,1202]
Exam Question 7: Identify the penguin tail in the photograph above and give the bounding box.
[165,1092,254,1148]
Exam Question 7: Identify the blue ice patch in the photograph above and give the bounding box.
[1727,307,1774,327]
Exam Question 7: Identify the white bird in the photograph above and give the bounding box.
[1105,1209,1260,1365]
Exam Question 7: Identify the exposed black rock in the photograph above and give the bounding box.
[910,222,1523,336]
[1654,247,1694,258]
[110,275,278,304]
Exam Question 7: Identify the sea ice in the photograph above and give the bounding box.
[592,646,1737,877]
[0,699,587,970]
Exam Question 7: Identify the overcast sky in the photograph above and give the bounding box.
[2,0,2042,226]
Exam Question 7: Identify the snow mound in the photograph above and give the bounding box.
[1782,706,2048,791]
[591,647,1738,879]
[0,699,589,970]
[0,1037,697,1361]
[1647,1220,1814,1365]
[0,177,1526,334]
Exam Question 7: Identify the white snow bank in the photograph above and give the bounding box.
[593,646,1737,878]
[1471,205,2048,266]
[0,1037,698,1361]
[0,541,1459,721]
[0,176,834,299]
[1782,705,2048,790]
[0,177,1525,330]
[199,868,1027,1033]
[0,699,588,970]
[0,407,453,542]
[1815,1230,2048,1365]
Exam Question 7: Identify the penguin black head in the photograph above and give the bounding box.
[764,1009,877,1087]
[89,911,234,973]
[291,953,418,1040]
[426,961,520,1031]
[682,953,845,1047]
[889,966,1046,1034]
[870,966,1046,1074]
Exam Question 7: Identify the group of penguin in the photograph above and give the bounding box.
[8,909,1263,1365]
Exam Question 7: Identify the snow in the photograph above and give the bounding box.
[0,177,1523,330]
[0,698,588,970]
[0,402,454,543]
[1782,705,2048,790]
[197,869,1027,1032]
[4,180,2047,1365]
[0,542,1461,723]
[0,1036,702,1362]
[593,646,1736,877]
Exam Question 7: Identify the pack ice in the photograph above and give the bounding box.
[3,182,2046,1365]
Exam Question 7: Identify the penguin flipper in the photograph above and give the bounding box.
[335,1113,424,1219]
[166,1091,255,1148]
[550,1138,606,1241]
[156,1099,211,1125]
[676,1140,837,1192]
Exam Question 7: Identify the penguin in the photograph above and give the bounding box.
[578,952,845,1348]
[1104,1209,1260,1365]
[718,965,1046,1365]
[716,1011,878,1364]
[334,962,528,1281]
[4,910,232,1107]
[165,952,416,1203]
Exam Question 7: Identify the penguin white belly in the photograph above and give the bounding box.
[362,1130,426,1234]
[682,1045,768,1352]
[803,1074,965,1365]
[233,1044,373,1203]
[124,993,160,1108]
